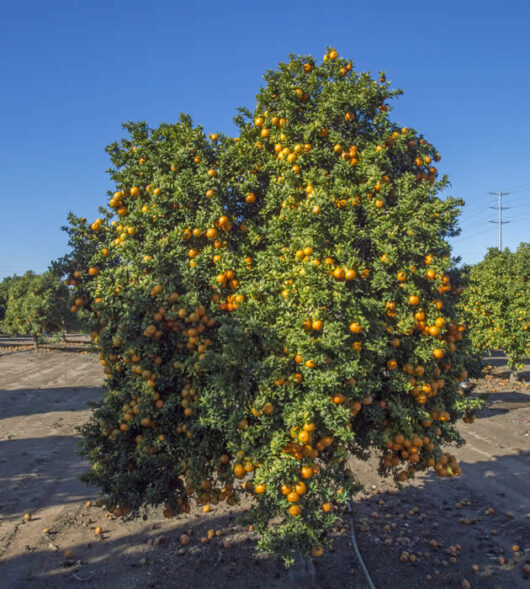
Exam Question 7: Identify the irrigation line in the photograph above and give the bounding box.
[347,501,377,589]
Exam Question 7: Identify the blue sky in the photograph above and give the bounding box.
[1,0,529,280]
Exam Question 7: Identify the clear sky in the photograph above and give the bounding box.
[1,0,529,280]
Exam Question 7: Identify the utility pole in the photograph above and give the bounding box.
[488,191,510,250]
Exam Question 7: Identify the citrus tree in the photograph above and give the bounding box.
[0,276,12,322]
[1,271,72,346]
[62,49,481,564]
[461,244,529,373]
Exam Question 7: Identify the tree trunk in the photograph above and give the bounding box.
[288,554,316,588]
[509,370,521,383]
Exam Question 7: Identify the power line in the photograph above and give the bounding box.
[488,191,511,250]
[451,225,495,244]
[498,183,530,194]
[508,214,530,225]
[459,187,530,217]
[503,191,530,206]
[457,189,530,236]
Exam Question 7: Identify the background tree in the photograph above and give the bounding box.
[0,276,15,323]
[63,49,482,565]
[461,243,529,373]
[1,270,71,347]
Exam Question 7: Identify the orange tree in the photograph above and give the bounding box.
[61,49,481,564]
[1,271,72,346]
[460,244,529,373]
[0,276,13,321]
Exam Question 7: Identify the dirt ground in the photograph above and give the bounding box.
[0,339,528,588]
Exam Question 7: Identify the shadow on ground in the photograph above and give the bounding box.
[474,390,530,419]
[352,450,530,589]
[0,434,97,522]
[0,506,361,589]
[0,386,101,420]
[2,452,529,589]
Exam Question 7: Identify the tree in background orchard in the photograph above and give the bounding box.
[1,271,72,347]
[460,243,529,374]
[61,48,481,565]
[0,276,14,322]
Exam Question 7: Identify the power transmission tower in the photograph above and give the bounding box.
[488,191,510,250]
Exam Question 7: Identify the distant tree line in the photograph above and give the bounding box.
[0,270,88,347]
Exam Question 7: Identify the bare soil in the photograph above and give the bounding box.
[0,342,529,588]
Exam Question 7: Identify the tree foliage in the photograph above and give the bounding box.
[61,49,481,564]
[460,244,530,372]
[0,276,14,322]
[1,271,72,343]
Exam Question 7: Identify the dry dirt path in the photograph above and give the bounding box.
[0,350,103,586]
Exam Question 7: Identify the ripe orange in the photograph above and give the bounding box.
[349,322,363,334]
[295,481,307,495]
[298,430,310,444]
[262,402,274,415]
[233,464,245,478]
[301,466,313,479]
[180,534,190,546]
[287,491,300,503]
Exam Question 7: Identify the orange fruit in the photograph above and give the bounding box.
[295,481,307,495]
[349,322,363,334]
[288,505,301,516]
[312,320,323,331]
[287,491,300,503]
[180,534,190,546]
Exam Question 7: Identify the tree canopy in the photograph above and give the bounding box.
[461,243,530,372]
[61,49,481,563]
[1,271,72,342]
